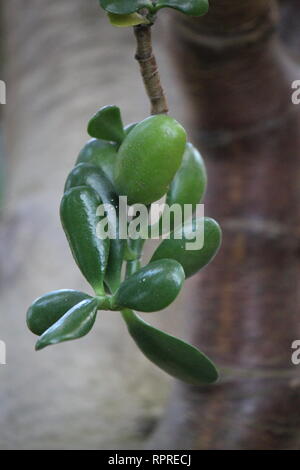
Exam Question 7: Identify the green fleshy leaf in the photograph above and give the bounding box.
[122,309,219,384]
[35,299,98,350]
[108,12,149,27]
[76,139,117,185]
[112,259,185,312]
[99,0,152,15]
[151,217,221,278]
[65,163,125,294]
[60,186,110,295]
[155,0,209,16]
[87,105,125,144]
[27,289,92,336]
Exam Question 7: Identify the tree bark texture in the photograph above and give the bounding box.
[148,0,300,449]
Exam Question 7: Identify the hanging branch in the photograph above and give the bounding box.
[134,24,168,115]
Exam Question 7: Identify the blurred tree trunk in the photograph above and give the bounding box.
[148,0,300,449]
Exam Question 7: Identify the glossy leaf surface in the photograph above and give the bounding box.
[35,299,98,350]
[60,186,110,294]
[65,163,124,293]
[27,289,92,336]
[115,115,186,205]
[113,259,185,312]
[151,217,221,278]
[122,309,219,384]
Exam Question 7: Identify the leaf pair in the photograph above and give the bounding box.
[27,290,98,350]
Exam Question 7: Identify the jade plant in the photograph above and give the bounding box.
[26,0,222,386]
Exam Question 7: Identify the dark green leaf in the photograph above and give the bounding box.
[112,259,185,312]
[35,298,98,350]
[87,105,125,144]
[60,186,110,294]
[155,0,209,16]
[151,217,221,278]
[122,309,219,384]
[27,289,92,336]
[65,163,125,293]
[99,0,152,15]
[76,139,117,184]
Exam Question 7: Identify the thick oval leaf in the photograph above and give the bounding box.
[115,115,186,205]
[87,105,125,144]
[76,139,117,184]
[60,186,110,294]
[124,122,137,135]
[108,12,149,27]
[151,217,221,278]
[122,309,219,384]
[166,142,207,210]
[26,289,92,336]
[65,163,124,293]
[35,299,98,350]
[99,0,152,15]
[155,0,209,16]
[112,259,185,312]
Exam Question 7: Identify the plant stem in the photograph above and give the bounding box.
[134,24,168,115]
[125,238,145,278]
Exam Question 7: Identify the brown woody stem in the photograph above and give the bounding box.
[134,24,168,115]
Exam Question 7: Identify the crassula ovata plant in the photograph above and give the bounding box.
[26,0,222,386]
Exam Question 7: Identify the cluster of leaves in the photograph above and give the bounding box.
[27,105,221,385]
[99,0,209,27]
[26,0,220,386]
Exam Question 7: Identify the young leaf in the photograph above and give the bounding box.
[112,259,185,312]
[87,105,125,144]
[60,186,110,295]
[99,0,152,15]
[151,217,221,278]
[35,299,98,350]
[155,0,209,16]
[108,12,149,27]
[122,309,219,384]
[27,289,92,336]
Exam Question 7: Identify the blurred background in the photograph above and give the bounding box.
[1,0,300,451]
[0,0,198,450]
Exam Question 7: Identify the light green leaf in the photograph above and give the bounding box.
[108,12,149,27]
